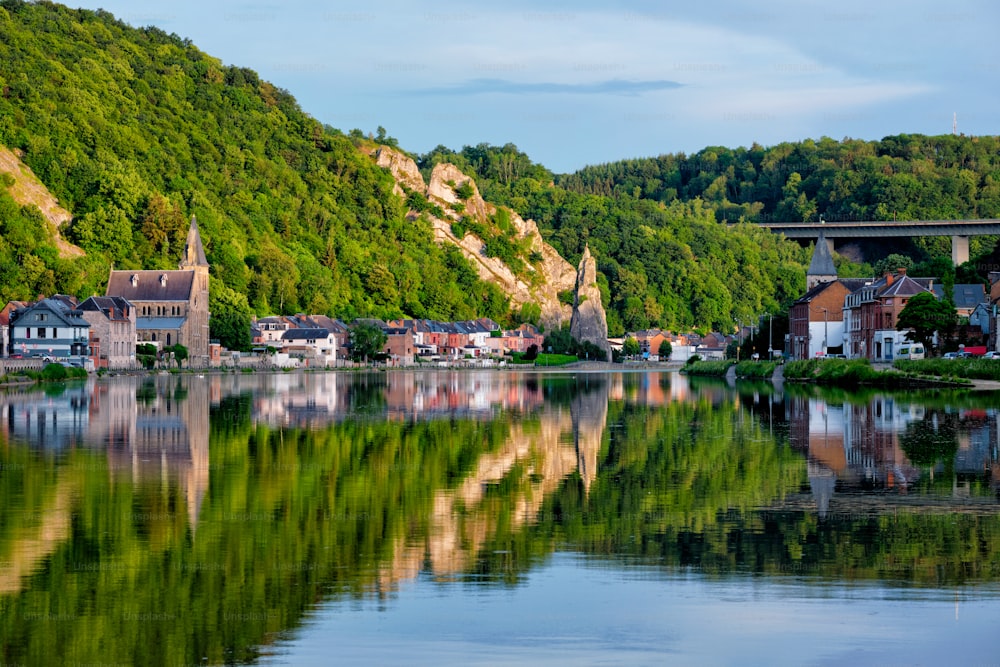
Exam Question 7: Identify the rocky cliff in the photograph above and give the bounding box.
[569,246,612,359]
[370,146,590,332]
[0,145,83,259]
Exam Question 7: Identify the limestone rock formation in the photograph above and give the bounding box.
[367,145,593,332]
[373,146,425,196]
[570,246,612,359]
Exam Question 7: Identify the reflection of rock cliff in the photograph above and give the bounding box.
[371,146,602,332]
[380,379,608,587]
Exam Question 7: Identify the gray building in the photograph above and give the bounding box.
[9,298,90,361]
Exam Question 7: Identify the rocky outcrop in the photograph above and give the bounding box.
[373,146,426,196]
[0,145,83,258]
[368,146,590,332]
[427,163,490,221]
[570,246,612,359]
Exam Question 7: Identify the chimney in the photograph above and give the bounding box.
[897,267,907,276]
[884,273,894,287]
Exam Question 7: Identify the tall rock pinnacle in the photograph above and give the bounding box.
[569,246,611,360]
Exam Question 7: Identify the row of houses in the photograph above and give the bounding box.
[253,315,547,367]
[788,232,989,361]
[1,295,138,370]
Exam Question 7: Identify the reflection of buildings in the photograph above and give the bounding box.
[786,394,1000,516]
[245,371,549,428]
[238,371,695,431]
[0,376,210,595]
[0,376,210,527]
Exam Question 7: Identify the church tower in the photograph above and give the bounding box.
[807,230,838,289]
[179,215,210,362]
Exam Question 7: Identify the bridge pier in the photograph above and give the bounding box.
[952,235,969,266]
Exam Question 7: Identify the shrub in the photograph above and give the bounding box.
[735,360,777,378]
[682,360,735,376]
[40,363,68,381]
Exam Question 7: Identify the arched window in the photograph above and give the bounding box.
[167,333,171,346]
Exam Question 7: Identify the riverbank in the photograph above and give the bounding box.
[681,358,983,390]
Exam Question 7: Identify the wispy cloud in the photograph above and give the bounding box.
[406,78,684,97]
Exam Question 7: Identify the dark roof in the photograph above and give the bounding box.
[881,275,931,297]
[107,271,195,301]
[932,284,986,310]
[793,280,843,305]
[282,328,331,340]
[839,278,872,292]
[15,298,90,328]
[807,231,838,278]
[78,296,134,321]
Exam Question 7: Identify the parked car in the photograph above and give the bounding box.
[942,352,961,359]
[983,351,1000,360]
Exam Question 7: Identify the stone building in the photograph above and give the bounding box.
[105,216,210,366]
[78,296,137,369]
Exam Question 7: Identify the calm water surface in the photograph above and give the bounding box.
[2,371,999,666]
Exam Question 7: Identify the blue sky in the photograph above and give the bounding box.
[72,0,998,173]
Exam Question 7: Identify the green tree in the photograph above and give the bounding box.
[658,339,673,360]
[349,322,388,362]
[873,253,914,277]
[896,291,957,353]
[167,344,188,367]
[623,336,640,357]
[210,285,253,352]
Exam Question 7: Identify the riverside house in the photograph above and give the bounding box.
[8,297,90,362]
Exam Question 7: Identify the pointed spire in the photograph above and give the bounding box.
[180,215,208,269]
[807,230,837,287]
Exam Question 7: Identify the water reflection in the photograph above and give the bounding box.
[1,371,999,665]
[784,389,1000,517]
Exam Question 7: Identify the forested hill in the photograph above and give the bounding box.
[557,135,1000,226]
[0,0,510,326]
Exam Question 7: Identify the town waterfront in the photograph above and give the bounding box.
[2,371,1000,665]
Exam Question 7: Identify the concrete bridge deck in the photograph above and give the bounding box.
[755,219,1000,264]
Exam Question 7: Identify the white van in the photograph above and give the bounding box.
[897,344,925,360]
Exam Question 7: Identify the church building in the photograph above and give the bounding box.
[106,216,210,366]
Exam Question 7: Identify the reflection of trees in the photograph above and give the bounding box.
[5,375,1000,666]
[0,413,511,665]
[900,411,959,469]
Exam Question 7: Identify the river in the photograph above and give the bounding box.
[1,371,998,665]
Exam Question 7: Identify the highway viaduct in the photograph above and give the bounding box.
[756,219,1000,265]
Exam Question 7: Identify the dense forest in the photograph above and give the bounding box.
[0,0,507,332]
[2,1,998,337]
[554,135,1000,264]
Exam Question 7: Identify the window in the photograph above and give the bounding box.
[38,327,46,339]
